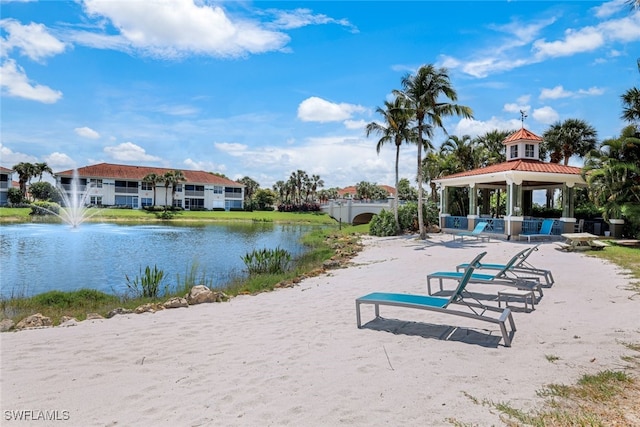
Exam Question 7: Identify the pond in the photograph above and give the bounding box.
[0,222,315,298]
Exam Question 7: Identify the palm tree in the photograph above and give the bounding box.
[394,64,473,239]
[143,173,161,207]
[309,174,324,202]
[440,134,477,172]
[474,129,511,166]
[12,162,36,201]
[621,87,640,123]
[34,162,53,182]
[366,96,414,231]
[542,119,598,166]
[169,170,186,207]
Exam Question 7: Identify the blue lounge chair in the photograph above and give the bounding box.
[356,252,516,347]
[519,219,555,242]
[455,245,554,287]
[454,221,489,242]
[426,250,543,300]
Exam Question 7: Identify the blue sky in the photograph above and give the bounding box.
[1,0,639,189]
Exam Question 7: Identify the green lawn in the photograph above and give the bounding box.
[0,207,337,225]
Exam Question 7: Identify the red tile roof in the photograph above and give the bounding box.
[55,163,242,187]
[503,128,543,144]
[337,184,396,197]
[0,166,13,173]
[439,159,582,180]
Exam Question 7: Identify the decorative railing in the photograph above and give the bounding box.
[482,218,505,234]
[184,190,205,197]
[443,216,468,230]
[521,219,563,236]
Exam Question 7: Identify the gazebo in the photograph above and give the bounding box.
[434,127,588,239]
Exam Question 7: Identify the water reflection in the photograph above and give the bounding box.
[0,222,313,298]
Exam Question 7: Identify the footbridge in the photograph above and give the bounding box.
[321,199,395,225]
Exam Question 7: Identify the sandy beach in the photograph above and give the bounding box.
[1,234,638,426]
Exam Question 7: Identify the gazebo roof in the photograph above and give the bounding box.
[503,128,543,144]
[434,159,585,189]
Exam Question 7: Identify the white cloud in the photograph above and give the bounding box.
[539,85,604,99]
[268,8,358,33]
[297,97,366,123]
[453,117,521,138]
[343,119,367,130]
[0,143,38,168]
[214,142,249,155]
[78,0,290,59]
[74,126,100,139]
[593,0,627,18]
[44,152,76,170]
[533,27,605,58]
[504,103,530,114]
[0,19,66,61]
[532,106,559,124]
[0,59,62,103]
[182,158,225,173]
[103,142,161,161]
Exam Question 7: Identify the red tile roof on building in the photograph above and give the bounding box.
[337,184,396,197]
[439,159,582,180]
[503,128,543,144]
[56,163,242,187]
[0,166,13,173]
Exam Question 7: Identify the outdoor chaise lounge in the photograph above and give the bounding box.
[455,245,555,287]
[518,218,555,242]
[426,250,543,301]
[355,252,516,347]
[453,221,489,242]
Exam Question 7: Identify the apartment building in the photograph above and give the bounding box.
[0,167,14,206]
[54,163,244,211]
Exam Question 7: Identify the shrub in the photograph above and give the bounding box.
[30,201,60,216]
[369,209,397,236]
[125,265,166,298]
[242,247,292,275]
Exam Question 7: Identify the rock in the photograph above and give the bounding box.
[15,313,52,330]
[163,297,188,309]
[86,312,105,320]
[106,307,133,318]
[0,318,15,332]
[186,285,216,304]
[134,303,165,314]
[322,259,341,269]
[186,285,229,304]
[59,316,78,327]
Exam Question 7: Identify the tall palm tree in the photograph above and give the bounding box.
[143,173,161,207]
[12,162,36,200]
[621,87,640,123]
[542,119,598,166]
[366,96,414,231]
[394,64,473,239]
[474,129,511,166]
[309,174,324,202]
[440,134,477,172]
[169,170,186,207]
[34,162,53,182]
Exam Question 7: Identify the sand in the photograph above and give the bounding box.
[1,234,639,426]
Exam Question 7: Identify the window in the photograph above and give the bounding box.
[172,199,183,208]
[141,198,153,207]
[175,184,183,192]
[525,144,535,158]
[90,178,103,188]
[510,145,518,159]
[90,196,102,206]
[115,181,138,193]
[115,195,139,208]
[141,182,153,191]
[213,186,223,194]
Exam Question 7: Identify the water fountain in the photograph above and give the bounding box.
[55,169,99,227]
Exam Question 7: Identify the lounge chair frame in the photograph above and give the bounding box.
[355,252,516,347]
[454,221,490,242]
[455,245,554,287]
[519,219,555,242]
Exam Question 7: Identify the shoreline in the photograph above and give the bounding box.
[1,234,638,425]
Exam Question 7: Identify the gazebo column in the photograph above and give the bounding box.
[439,185,450,229]
[467,183,478,230]
[506,179,524,238]
[559,184,577,233]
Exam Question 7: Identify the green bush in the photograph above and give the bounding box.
[369,209,397,236]
[30,289,118,308]
[30,201,60,216]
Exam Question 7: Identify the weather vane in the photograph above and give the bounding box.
[519,110,528,128]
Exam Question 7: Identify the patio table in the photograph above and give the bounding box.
[559,233,606,251]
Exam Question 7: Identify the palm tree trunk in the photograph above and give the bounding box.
[394,145,400,234]
[417,139,425,239]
